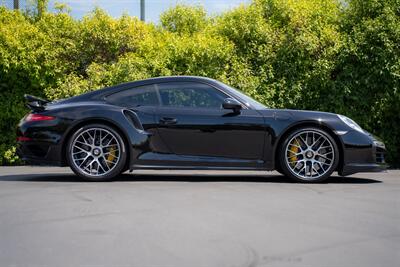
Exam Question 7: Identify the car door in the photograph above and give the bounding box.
[154,81,266,165]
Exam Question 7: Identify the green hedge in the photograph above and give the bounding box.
[0,0,399,166]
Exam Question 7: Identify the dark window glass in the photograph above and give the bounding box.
[157,82,228,108]
[106,85,159,107]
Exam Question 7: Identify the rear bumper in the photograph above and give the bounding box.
[16,114,66,166]
[16,143,63,166]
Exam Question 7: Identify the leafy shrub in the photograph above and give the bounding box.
[334,0,400,164]
[160,4,208,35]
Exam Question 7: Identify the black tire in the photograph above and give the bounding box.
[275,161,285,176]
[66,123,127,181]
[278,127,339,183]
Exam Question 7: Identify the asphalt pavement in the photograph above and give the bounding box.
[0,166,399,267]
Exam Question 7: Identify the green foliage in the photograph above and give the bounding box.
[3,146,19,165]
[335,0,400,164]
[24,0,50,19]
[37,0,49,18]
[54,2,72,14]
[0,0,399,166]
[160,4,208,35]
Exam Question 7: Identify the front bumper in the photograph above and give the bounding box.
[338,130,387,176]
[340,163,386,176]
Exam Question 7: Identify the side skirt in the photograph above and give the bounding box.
[131,164,269,171]
[129,152,271,171]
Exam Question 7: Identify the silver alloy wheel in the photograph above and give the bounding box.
[71,127,121,177]
[285,130,335,180]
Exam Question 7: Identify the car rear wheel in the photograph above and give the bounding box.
[279,128,339,183]
[67,124,127,181]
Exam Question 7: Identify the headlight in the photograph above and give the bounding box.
[337,115,364,132]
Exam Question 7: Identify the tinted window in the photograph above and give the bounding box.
[106,85,159,107]
[157,82,228,108]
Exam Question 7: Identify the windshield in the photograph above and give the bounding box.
[217,81,267,110]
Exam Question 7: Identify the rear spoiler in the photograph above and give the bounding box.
[24,94,49,111]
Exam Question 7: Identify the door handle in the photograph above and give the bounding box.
[160,117,177,125]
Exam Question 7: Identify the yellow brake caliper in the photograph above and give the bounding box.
[107,146,117,167]
[289,138,300,165]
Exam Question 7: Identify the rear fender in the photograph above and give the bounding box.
[57,106,151,168]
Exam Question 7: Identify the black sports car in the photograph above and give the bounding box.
[17,76,386,182]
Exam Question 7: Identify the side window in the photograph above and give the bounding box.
[106,85,159,107]
[157,82,228,109]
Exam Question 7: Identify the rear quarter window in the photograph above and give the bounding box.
[106,85,159,108]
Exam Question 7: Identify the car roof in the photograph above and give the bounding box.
[60,76,221,104]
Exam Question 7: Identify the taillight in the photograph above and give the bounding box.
[25,114,55,122]
[16,136,32,142]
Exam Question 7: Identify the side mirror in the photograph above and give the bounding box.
[222,98,242,113]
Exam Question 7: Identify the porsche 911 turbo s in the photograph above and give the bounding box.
[17,76,387,182]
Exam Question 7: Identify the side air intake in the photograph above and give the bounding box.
[123,110,144,131]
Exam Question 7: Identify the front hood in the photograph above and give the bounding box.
[284,109,337,118]
[257,108,338,120]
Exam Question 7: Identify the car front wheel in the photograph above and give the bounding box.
[279,128,339,183]
[67,123,127,181]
